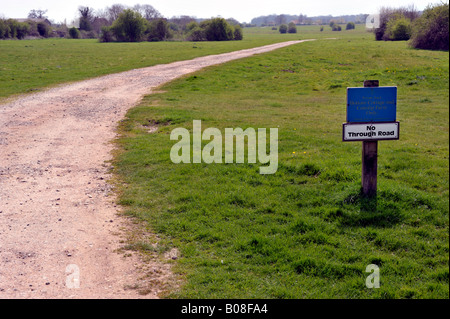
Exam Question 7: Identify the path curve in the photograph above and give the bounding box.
[0,40,313,299]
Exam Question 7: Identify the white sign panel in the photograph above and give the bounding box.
[343,122,399,142]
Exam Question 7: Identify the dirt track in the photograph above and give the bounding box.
[0,40,312,299]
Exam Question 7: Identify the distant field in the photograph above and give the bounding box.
[0,27,323,100]
[0,25,370,100]
[114,26,449,298]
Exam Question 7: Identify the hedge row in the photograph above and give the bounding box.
[375,3,448,51]
[100,10,243,43]
[0,19,51,39]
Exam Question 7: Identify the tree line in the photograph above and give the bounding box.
[0,16,51,39]
[1,2,447,50]
[2,8,242,41]
[97,9,243,42]
[250,13,368,27]
[0,4,243,42]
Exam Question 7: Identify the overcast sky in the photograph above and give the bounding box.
[1,0,440,23]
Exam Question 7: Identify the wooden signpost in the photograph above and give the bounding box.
[343,80,399,197]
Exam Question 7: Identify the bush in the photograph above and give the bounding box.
[147,18,171,41]
[385,16,412,40]
[3,20,31,39]
[99,26,113,42]
[187,26,205,41]
[375,5,419,41]
[410,3,449,51]
[54,25,68,38]
[22,20,38,37]
[279,24,287,34]
[37,22,50,37]
[185,18,241,42]
[233,25,243,40]
[111,9,147,42]
[346,22,355,30]
[204,18,233,41]
[0,19,38,39]
[16,22,30,39]
[81,30,98,39]
[288,22,297,34]
[332,24,342,31]
[0,19,11,38]
[186,22,206,41]
[5,19,19,38]
[69,27,80,39]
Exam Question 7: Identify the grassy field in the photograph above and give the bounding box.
[0,27,315,100]
[114,26,449,298]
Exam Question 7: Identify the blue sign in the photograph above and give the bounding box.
[347,87,397,123]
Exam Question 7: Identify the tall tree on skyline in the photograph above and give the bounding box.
[28,9,48,19]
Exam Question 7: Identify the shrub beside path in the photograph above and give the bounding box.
[0,40,314,299]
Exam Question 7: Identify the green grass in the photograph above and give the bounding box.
[114,26,449,299]
[0,28,318,100]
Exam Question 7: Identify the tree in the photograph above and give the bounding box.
[16,22,30,39]
[28,9,48,19]
[99,26,113,42]
[170,15,196,32]
[374,5,419,41]
[69,27,81,39]
[184,18,240,42]
[91,17,110,34]
[0,19,9,39]
[410,3,449,51]
[187,25,206,41]
[204,18,233,41]
[233,25,243,40]
[298,14,307,24]
[134,4,162,21]
[385,16,412,40]
[5,19,19,38]
[288,22,297,33]
[226,18,240,26]
[279,24,287,34]
[332,24,342,31]
[107,4,126,23]
[111,9,146,42]
[346,22,355,30]
[275,14,287,26]
[37,22,50,37]
[79,6,94,31]
[147,18,171,41]
[0,19,31,39]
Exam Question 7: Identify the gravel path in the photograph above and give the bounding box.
[0,40,313,299]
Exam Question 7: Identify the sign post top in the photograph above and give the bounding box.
[364,80,379,87]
